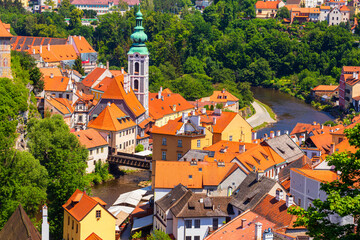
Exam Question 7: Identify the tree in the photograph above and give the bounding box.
[135,144,144,152]
[68,8,83,30]
[183,56,206,74]
[73,56,85,76]
[44,0,55,9]
[58,0,71,17]
[147,230,172,240]
[277,7,290,19]
[288,123,360,239]
[0,150,48,229]
[27,115,89,238]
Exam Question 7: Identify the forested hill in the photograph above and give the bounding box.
[2,0,360,106]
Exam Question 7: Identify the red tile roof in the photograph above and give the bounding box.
[85,233,103,240]
[255,0,282,9]
[149,90,194,120]
[39,67,63,77]
[291,168,338,183]
[200,111,240,133]
[62,189,111,222]
[88,103,136,132]
[92,77,114,93]
[150,118,183,135]
[46,98,74,115]
[207,90,239,103]
[252,194,297,228]
[73,129,108,149]
[72,36,96,53]
[82,68,108,87]
[0,19,13,38]
[342,66,360,72]
[312,85,339,92]
[44,76,70,92]
[340,5,350,11]
[205,210,276,240]
[31,45,78,63]
[154,161,240,189]
[102,75,145,117]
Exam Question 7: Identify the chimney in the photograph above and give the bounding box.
[213,117,216,125]
[191,110,195,116]
[241,219,246,228]
[263,228,274,240]
[330,142,335,154]
[222,88,225,93]
[252,130,257,141]
[286,194,294,208]
[47,43,50,51]
[182,112,188,123]
[201,108,206,114]
[284,130,289,135]
[40,45,42,54]
[239,144,245,153]
[158,86,163,99]
[50,73,54,79]
[121,67,124,74]
[32,48,35,55]
[276,130,281,136]
[106,61,109,69]
[79,35,82,40]
[313,121,317,126]
[270,131,275,139]
[41,205,49,240]
[320,124,324,129]
[255,222,262,240]
[107,102,111,107]
[264,133,268,139]
[214,108,222,115]
[256,170,264,182]
[275,188,284,201]
[217,160,225,167]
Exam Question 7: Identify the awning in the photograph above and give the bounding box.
[134,150,152,156]
[113,187,152,207]
[108,205,135,216]
[132,215,153,231]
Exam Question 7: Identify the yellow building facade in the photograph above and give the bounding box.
[63,189,116,240]
[152,127,213,161]
[0,20,13,79]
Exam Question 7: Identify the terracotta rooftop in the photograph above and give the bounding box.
[204,140,258,154]
[92,76,114,92]
[308,132,333,153]
[71,0,139,6]
[72,35,96,53]
[204,210,276,240]
[62,189,113,222]
[312,85,339,92]
[340,5,350,11]
[11,36,67,52]
[206,90,239,103]
[44,76,70,92]
[291,168,338,183]
[74,129,108,149]
[39,67,63,77]
[335,139,357,154]
[255,0,282,9]
[88,103,136,132]
[101,75,145,117]
[149,89,194,120]
[151,117,188,135]
[85,233,103,240]
[82,68,108,87]
[342,66,360,73]
[200,110,248,134]
[252,194,297,229]
[46,98,74,115]
[31,44,78,62]
[0,19,13,38]
[154,161,240,189]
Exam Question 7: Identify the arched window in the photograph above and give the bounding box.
[134,79,139,91]
[135,62,139,75]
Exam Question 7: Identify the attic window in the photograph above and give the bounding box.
[151,98,154,101]
[243,196,255,205]
[276,147,285,154]
[61,78,64,82]
[252,156,261,164]
[189,175,193,179]
[178,103,180,106]
[287,143,295,150]
[260,152,269,160]
[188,202,195,209]
[161,107,164,110]
[198,168,202,172]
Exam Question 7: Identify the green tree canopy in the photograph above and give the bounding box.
[289,124,360,239]
[27,115,89,238]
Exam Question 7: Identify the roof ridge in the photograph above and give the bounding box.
[19,205,32,238]
[105,105,118,131]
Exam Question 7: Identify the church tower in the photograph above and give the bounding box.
[128,7,149,115]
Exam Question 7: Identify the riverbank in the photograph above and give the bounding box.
[246,99,277,131]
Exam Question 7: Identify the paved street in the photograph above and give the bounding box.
[246,101,276,128]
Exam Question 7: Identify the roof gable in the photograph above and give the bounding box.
[73,129,109,149]
[44,76,70,92]
[82,68,108,87]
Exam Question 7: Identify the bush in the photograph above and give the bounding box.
[135,144,144,152]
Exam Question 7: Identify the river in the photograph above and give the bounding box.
[252,87,336,136]
[92,170,151,208]
[92,87,335,205]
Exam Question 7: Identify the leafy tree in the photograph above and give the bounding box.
[83,9,97,18]
[0,151,48,229]
[73,56,85,76]
[147,230,172,240]
[277,7,290,19]
[289,124,360,239]
[171,74,213,101]
[68,8,83,30]
[135,144,144,152]
[44,0,55,9]
[58,0,71,17]
[183,56,206,74]
[27,115,89,238]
